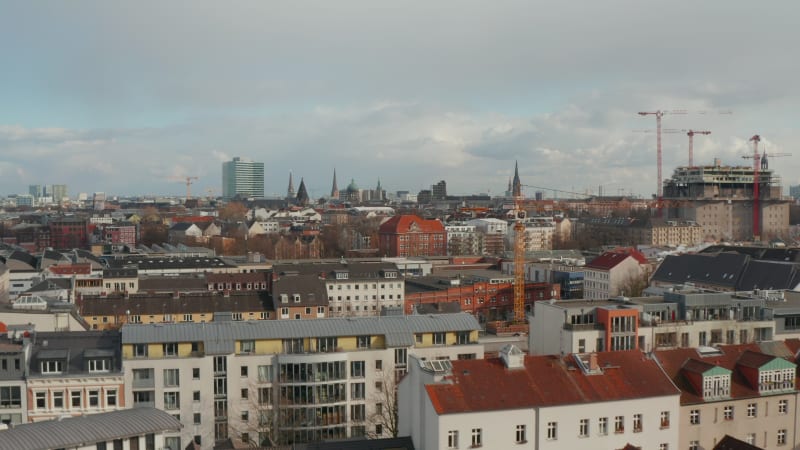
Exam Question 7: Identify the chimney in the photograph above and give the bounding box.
[589,352,599,371]
[172,291,180,300]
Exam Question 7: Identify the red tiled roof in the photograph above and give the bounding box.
[425,350,679,415]
[783,338,800,359]
[654,344,797,405]
[48,264,92,275]
[586,247,648,270]
[379,215,445,234]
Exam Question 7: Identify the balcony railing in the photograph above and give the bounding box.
[563,323,604,331]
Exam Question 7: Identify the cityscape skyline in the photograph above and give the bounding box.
[1,2,799,199]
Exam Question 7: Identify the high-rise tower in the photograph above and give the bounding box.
[221,157,265,199]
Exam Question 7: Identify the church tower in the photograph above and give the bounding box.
[512,160,522,198]
[296,178,309,206]
[331,169,339,199]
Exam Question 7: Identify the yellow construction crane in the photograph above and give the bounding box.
[170,176,199,200]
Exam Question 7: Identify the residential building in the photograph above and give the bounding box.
[0,407,182,450]
[222,157,265,199]
[0,332,27,426]
[399,346,680,450]
[48,217,88,249]
[121,313,483,447]
[530,291,776,356]
[655,344,799,450]
[272,261,404,318]
[378,215,446,257]
[445,224,480,256]
[583,247,649,300]
[26,331,124,422]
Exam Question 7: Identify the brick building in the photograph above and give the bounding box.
[48,217,88,249]
[378,214,446,257]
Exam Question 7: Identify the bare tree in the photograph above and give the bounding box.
[366,369,400,439]
[618,267,652,297]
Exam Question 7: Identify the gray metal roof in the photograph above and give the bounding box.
[0,407,181,450]
[122,313,480,349]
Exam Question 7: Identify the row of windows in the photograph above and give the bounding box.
[690,400,789,424]
[329,294,402,301]
[328,283,402,290]
[33,388,117,410]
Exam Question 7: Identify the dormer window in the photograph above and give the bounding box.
[41,360,63,374]
[335,271,349,280]
[280,294,289,304]
[759,368,796,393]
[293,294,301,303]
[702,373,731,399]
[88,358,110,373]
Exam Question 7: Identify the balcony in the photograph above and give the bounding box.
[563,323,604,331]
[132,378,155,389]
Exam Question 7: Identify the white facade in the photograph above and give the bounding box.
[325,274,405,317]
[466,218,508,235]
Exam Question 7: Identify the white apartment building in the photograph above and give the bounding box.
[445,225,480,255]
[122,313,483,449]
[530,292,776,356]
[583,248,649,300]
[399,345,680,450]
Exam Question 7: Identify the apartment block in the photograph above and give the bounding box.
[121,313,483,447]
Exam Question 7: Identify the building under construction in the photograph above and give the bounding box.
[662,161,790,241]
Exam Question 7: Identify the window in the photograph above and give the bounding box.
[689,409,700,424]
[723,405,733,420]
[183,314,193,322]
[434,332,446,345]
[747,403,757,418]
[257,365,273,382]
[357,335,371,348]
[660,411,670,428]
[164,392,180,410]
[241,411,248,421]
[375,381,383,392]
[472,428,483,446]
[515,425,526,443]
[779,399,788,414]
[351,404,366,421]
[52,391,64,408]
[194,413,201,424]
[71,390,81,408]
[240,340,255,354]
[164,369,180,387]
[660,444,669,450]
[579,418,589,437]
[0,386,21,408]
[88,390,99,407]
[633,413,642,432]
[88,359,110,373]
[351,361,365,378]
[240,366,248,377]
[193,368,200,379]
[546,422,557,440]
[614,416,624,433]
[598,417,608,435]
[448,430,459,449]
[133,344,148,357]
[41,360,63,374]
[778,429,787,445]
[375,360,383,371]
[193,391,200,402]
[258,387,271,405]
[164,436,180,450]
[35,391,46,409]
[241,388,248,399]
[351,382,365,400]
[163,343,178,356]
[375,424,383,435]
[415,334,423,343]
[106,389,117,406]
[746,434,756,445]
[316,337,337,353]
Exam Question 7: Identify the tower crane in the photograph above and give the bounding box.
[686,130,711,167]
[741,135,791,241]
[512,195,526,323]
[170,176,199,201]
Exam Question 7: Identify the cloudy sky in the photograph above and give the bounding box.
[1,1,798,200]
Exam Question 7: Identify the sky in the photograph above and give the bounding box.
[1,1,799,200]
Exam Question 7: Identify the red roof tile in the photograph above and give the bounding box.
[425,351,679,415]
[654,344,797,405]
[379,214,445,234]
[586,248,648,270]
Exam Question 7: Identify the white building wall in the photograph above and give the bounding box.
[325,276,405,317]
[437,409,535,450]
[536,396,679,450]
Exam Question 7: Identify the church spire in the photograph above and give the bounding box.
[331,168,339,199]
[287,171,295,199]
[296,178,309,206]
[512,160,522,198]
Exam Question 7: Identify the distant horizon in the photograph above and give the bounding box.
[2,2,799,199]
